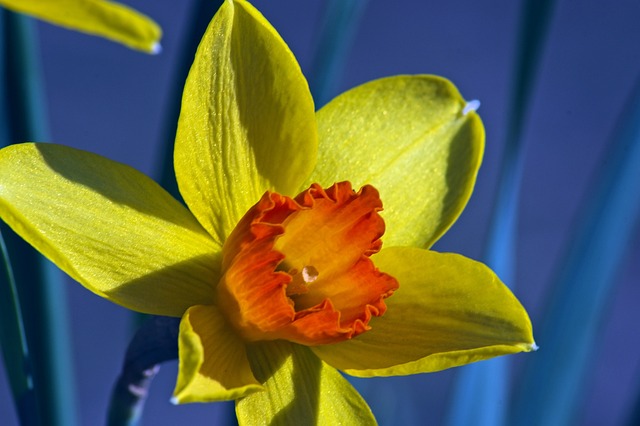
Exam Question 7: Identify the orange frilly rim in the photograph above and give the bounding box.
[217,182,398,346]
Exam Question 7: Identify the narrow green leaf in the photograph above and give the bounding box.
[0,8,40,425]
[308,0,369,107]
[107,317,180,426]
[154,0,224,200]
[628,381,640,426]
[122,0,226,423]
[513,76,640,426]
[0,10,77,426]
[0,229,39,425]
[447,1,556,425]
[133,0,225,331]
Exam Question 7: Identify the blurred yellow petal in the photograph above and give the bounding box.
[236,340,376,425]
[175,0,317,246]
[0,0,161,53]
[309,75,484,248]
[0,143,219,316]
[173,305,262,403]
[312,247,535,377]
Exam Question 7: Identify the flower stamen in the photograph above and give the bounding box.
[286,265,319,296]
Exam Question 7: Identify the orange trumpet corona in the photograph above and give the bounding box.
[217,181,398,346]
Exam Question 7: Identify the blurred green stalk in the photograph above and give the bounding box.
[107,317,180,426]
[628,381,640,426]
[0,10,77,426]
[447,1,556,425]
[155,0,225,199]
[0,229,38,425]
[110,1,227,425]
[513,76,640,426]
[308,0,369,108]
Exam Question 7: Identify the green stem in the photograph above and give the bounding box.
[107,317,180,426]
[0,229,39,425]
[446,1,556,425]
[308,0,369,108]
[0,10,77,426]
[513,76,640,426]
[132,0,223,328]
[628,379,640,426]
[154,0,225,199]
[117,0,225,422]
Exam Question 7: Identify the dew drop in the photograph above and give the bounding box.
[462,99,481,115]
[301,265,319,283]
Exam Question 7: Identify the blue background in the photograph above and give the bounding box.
[1,0,639,424]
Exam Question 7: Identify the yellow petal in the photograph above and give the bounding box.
[310,75,484,248]
[174,0,317,246]
[312,247,535,377]
[173,305,262,403]
[236,340,376,425]
[0,143,220,316]
[0,0,161,53]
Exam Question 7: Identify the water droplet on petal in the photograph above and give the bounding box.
[462,99,481,115]
[301,265,319,283]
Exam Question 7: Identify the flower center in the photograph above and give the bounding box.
[217,181,398,346]
[284,265,319,296]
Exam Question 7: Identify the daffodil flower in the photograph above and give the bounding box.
[0,0,535,423]
[0,0,161,53]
